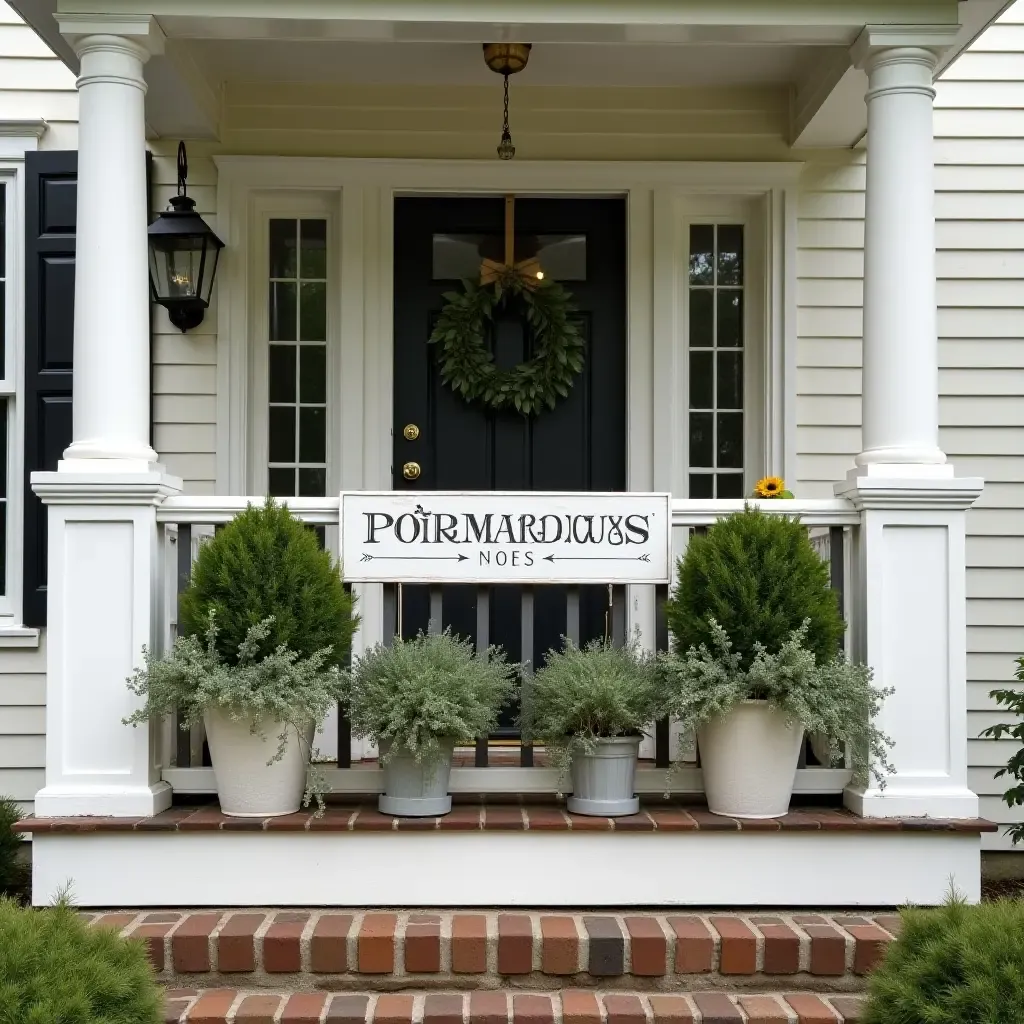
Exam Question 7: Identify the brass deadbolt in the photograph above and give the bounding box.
[403,423,420,441]
[402,461,422,481]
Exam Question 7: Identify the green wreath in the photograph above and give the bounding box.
[428,269,585,416]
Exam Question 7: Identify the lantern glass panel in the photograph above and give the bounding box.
[148,235,205,302]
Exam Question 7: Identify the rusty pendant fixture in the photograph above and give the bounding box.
[483,43,531,160]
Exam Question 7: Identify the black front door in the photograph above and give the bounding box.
[392,196,627,728]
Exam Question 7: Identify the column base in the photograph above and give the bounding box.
[34,781,172,818]
[845,783,980,819]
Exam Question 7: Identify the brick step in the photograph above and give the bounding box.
[165,988,868,1023]
[87,910,898,992]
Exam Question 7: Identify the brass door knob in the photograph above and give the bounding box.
[402,461,421,481]
[403,423,420,441]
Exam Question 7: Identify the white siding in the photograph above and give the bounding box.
[796,0,1024,850]
[0,1,76,148]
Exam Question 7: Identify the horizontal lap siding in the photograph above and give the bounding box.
[797,0,1024,849]
[150,140,218,495]
[0,640,46,815]
[0,2,76,148]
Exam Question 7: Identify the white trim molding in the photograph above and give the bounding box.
[31,829,982,907]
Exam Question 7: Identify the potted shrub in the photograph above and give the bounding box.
[345,630,518,816]
[863,894,1024,1023]
[523,638,663,816]
[662,505,893,818]
[0,895,163,1024]
[126,498,357,816]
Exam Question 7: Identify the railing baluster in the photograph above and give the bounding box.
[428,586,443,635]
[520,586,534,767]
[337,578,353,769]
[829,525,845,620]
[175,524,192,768]
[655,582,670,769]
[475,587,491,767]
[382,583,397,646]
[612,584,627,648]
[565,586,580,646]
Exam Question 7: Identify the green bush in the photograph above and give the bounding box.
[345,630,519,768]
[863,896,1024,1024]
[980,655,1024,846]
[178,497,357,667]
[0,798,26,899]
[523,638,663,776]
[666,506,844,668]
[0,897,163,1024]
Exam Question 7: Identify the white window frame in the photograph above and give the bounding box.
[0,123,48,641]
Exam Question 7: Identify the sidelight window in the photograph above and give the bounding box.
[266,218,329,498]
[687,223,745,499]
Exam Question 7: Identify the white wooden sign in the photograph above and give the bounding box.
[340,491,671,584]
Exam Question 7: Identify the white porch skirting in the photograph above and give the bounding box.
[32,830,981,907]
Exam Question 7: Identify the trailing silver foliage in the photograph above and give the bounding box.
[124,613,344,810]
[344,630,519,769]
[660,620,895,787]
[523,637,665,780]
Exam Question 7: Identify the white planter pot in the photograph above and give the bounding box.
[379,739,455,817]
[697,701,804,819]
[203,708,311,818]
[567,735,641,817]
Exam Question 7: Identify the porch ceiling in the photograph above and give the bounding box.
[8,0,1014,146]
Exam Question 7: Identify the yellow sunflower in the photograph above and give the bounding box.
[754,476,786,499]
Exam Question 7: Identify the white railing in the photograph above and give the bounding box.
[156,494,859,798]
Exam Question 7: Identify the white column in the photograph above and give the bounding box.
[60,23,162,469]
[853,29,956,472]
[31,19,181,817]
[838,28,982,819]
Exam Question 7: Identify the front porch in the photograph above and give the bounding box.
[14,0,1002,907]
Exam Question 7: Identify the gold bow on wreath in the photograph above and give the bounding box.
[479,195,542,288]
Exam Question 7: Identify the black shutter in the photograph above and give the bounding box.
[23,152,77,627]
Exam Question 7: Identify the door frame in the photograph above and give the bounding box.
[215,156,803,663]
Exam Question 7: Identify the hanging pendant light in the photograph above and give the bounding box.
[483,43,531,160]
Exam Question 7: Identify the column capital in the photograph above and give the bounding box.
[58,15,165,60]
[851,25,960,72]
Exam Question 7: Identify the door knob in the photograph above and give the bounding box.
[403,423,420,441]
[402,461,421,481]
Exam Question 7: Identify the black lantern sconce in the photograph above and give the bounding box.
[147,141,224,332]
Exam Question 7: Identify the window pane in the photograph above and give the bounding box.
[269,219,297,279]
[300,346,327,404]
[268,345,296,404]
[268,467,295,497]
[300,220,327,279]
[533,234,587,281]
[689,473,714,499]
[0,397,6,596]
[717,225,744,286]
[269,406,296,464]
[299,407,327,464]
[689,351,713,410]
[269,282,297,341]
[689,225,714,285]
[299,467,327,497]
[689,290,713,348]
[717,351,743,410]
[300,281,326,341]
[717,290,742,348]
[717,412,743,469]
[689,411,713,468]
[716,473,744,498]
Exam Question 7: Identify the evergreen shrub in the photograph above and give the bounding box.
[345,630,518,768]
[980,654,1024,846]
[178,497,357,667]
[0,897,162,1024]
[0,798,26,900]
[666,505,844,667]
[863,895,1024,1024]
